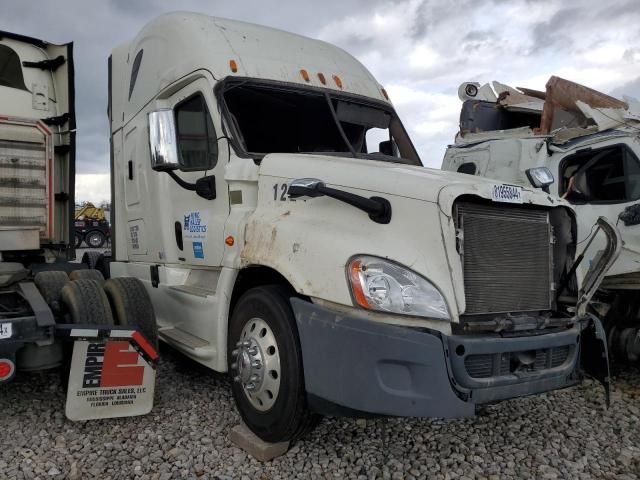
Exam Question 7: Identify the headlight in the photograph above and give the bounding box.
[347,255,450,320]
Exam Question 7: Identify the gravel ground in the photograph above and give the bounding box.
[2,346,639,480]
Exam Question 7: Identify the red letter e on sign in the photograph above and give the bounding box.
[100,341,145,387]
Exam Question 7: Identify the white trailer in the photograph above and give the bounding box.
[109,13,619,442]
[442,77,640,363]
[0,31,158,420]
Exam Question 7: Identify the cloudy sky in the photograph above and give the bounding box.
[3,0,639,203]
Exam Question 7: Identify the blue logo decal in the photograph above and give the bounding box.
[193,241,204,259]
[184,211,207,233]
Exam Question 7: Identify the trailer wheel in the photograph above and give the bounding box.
[81,251,102,269]
[85,230,106,248]
[69,269,105,283]
[61,280,114,325]
[228,285,319,442]
[34,271,69,315]
[104,277,158,349]
[74,233,83,248]
[95,254,111,279]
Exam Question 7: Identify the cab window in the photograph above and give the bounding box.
[128,49,143,100]
[174,94,218,171]
[560,145,640,204]
[0,44,27,91]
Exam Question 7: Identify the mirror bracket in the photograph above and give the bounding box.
[195,175,216,200]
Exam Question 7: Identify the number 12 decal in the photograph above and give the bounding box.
[273,183,288,201]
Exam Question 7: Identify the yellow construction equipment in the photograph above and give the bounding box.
[74,202,106,221]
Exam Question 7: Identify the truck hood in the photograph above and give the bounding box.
[259,153,565,211]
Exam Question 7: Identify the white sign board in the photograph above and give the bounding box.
[65,340,156,420]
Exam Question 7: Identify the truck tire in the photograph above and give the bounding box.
[103,277,158,350]
[85,230,106,248]
[81,251,102,270]
[95,254,111,279]
[34,271,69,315]
[69,269,105,283]
[61,280,114,325]
[74,233,83,248]
[228,285,319,442]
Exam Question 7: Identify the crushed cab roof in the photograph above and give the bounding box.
[453,76,640,147]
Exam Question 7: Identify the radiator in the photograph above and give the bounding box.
[456,202,553,315]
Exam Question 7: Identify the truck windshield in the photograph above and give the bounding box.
[221,80,421,166]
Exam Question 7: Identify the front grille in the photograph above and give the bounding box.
[464,345,572,379]
[457,202,552,314]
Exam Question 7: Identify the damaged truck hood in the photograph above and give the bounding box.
[258,153,562,210]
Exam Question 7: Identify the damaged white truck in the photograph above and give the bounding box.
[108,13,620,442]
[442,76,640,363]
[0,31,158,420]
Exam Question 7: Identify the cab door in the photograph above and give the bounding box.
[558,142,640,278]
[162,78,229,266]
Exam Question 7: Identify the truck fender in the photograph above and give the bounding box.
[580,314,611,407]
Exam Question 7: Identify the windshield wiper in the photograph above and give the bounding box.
[324,92,357,158]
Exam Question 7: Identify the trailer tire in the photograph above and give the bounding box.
[69,269,105,283]
[95,254,111,279]
[85,230,106,248]
[34,271,69,315]
[61,280,114,325]
[74,233,83,248]
[81,251,102,270]
[228,285,319,443]
[104,277,158,349]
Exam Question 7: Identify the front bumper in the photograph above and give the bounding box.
[291,299,584,418]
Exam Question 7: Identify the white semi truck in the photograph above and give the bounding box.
[0,31,158,420]
[108,13,620,442]
[442,77,640,363]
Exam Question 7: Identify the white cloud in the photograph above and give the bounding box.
[2,0,639,181]
[75,174,111,204]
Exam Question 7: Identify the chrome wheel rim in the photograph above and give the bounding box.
[232,317,281,411]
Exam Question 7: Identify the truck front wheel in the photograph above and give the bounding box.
[228,285,319,443]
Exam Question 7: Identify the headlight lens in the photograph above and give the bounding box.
[348,256,450,320]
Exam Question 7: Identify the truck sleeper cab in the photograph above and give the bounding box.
[110,13,618,442]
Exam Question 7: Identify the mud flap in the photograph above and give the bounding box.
[580,315,611,407]
[54,325,159,420]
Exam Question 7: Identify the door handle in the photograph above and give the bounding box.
[174,221,183,250]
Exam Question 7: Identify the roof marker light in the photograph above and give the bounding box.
[300,69,310,82]
[333,75,343,89]
[229,60,238,73]
[317,73,326,85]
[381,88,390,100]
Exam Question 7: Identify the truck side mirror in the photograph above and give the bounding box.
[525,167,554,190]
[148,110,180,171]
[378,140,394,156]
